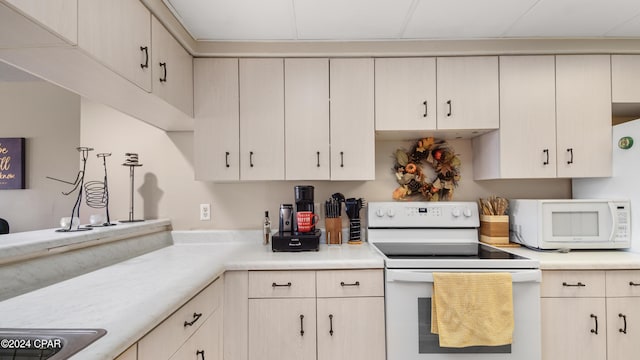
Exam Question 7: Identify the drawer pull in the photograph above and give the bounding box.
[629,281,640,286]
[197,350,205,360]
[184,312,202,327]
[590,314,599,335]
[300,314,305,336]
[340,281,360,287]
[329,314,334,336]
[272,282,292,287]
[562,282,586,287]
[619,313,628,334]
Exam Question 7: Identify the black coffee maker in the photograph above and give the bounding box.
[272,185,320,252]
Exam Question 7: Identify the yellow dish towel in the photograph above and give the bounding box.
[431,272,514,348]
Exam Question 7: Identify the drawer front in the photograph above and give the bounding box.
[316,269,383,298]
[248,270,316,298]
[169,308,223,360]
[606,270,640,297]
[139,277,223,360]
[541,270,605,298]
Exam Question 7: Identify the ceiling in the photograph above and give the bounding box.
[164,0,640,42]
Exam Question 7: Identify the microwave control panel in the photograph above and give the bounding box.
[615,202,630,242]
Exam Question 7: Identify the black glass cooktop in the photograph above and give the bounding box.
[374,242,528,260]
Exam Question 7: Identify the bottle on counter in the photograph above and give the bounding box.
[263,210,271,245]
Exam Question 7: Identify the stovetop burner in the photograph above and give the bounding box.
[375,242,528,260]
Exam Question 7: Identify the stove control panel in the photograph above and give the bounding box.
[368,201,479,228]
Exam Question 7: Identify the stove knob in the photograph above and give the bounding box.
[387,209,396,218]
[463,208,473,217]
[452,208,461,217]
[375,208,385,217]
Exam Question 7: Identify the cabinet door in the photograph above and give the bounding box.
[541,297,606,360]
[612,55,640,102]
[375,57,437,131]
[285,58,330,180]
[498,55,557,178]
[239,58,285,180]
[152,16,194,117]
[115,344,137,360]
[317,297,385,360]
[7,0,77,44]
[194,58,240,181]
[170,309,223,360]
[329,58,375,180]
[78,0,151,91]
[248,298,316,360]
[607,297,640,360]
[556,55,612,178]
[436,56,499,130]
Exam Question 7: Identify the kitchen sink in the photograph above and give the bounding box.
[0,328,106,360]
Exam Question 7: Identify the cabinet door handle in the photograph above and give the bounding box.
[329,314,334,336]
[225,152,230,168]
[272,282,292,287]
[140,46,149,69]
[159,62,167,82]
[197,350,205,360]
[423,100,428,117]
[340,152,344,168]
[446,100,452,117]
[629,281,640,286]
[619,313,628,334]
[249,151,254,167]
[300,314,305,336]
[562,282,586,287]
[566,148,573,164]
[543,149,549,165]
[590,314,599,335]
[184,312,202,327]
[340,281,360,287]
[317,151,320,167]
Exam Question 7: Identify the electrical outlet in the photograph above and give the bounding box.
[200,203,211,221]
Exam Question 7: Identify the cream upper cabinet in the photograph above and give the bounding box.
[612,55,640,103]
[239,58,285,181]
[5,0,77,44]
[375,57,437,131]
[329,58,375,181]
[194,58,240,181]
[436,56,499,130]
[556,55,611,178]
[473,55,557,179]
[151,16,194,117]
[285,58,330,180]
[78,0,151,92]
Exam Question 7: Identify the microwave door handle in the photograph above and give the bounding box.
[608,202,618,242]
[386,269,541,283]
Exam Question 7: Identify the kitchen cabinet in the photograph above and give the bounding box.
[115,344,137,360]
[285,58,330,180]
[3,0,77,45]
[473,55,612,179]
[329,58,375,180]
[436,56,499,130]
[612,55,640,102]
[540,270,640,360]
[78,0,152,92]
[138,276,223,360]
[246,269,385,360]
[239,58,285,180]
[151,16,194,117]
[375,57,437,131]
[555,55,611,178]
[194,58,240,181]
[472,55,557,179]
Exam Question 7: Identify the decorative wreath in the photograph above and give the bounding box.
[392,137,461,201]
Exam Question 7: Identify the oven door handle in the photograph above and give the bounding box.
[386,269,541,283]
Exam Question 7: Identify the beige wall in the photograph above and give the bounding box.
[0,81,81,232]
[81,99,571,231]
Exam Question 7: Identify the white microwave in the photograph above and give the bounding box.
[509,199,631,250]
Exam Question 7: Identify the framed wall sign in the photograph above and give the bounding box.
[0,138,26,189]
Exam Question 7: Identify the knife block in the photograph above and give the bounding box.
[479,215,509,245]
[325,218,343,245]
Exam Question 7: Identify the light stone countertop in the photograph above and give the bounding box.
[0,229,383,360]
[502,245,640,270]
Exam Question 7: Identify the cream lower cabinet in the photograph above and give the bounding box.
[245,269,385,360]
[541,270,640,360]
[115,344,137,360]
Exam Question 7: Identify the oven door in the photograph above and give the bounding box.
[385,268,541,360]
